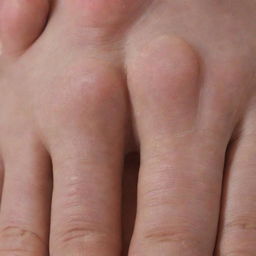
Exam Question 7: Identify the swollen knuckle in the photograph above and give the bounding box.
[59,67,124,115]
[128,35,201,126]
[129,35,200,89]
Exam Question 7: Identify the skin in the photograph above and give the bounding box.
[0,0,256,255]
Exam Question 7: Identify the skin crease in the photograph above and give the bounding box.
[0,0,255,255]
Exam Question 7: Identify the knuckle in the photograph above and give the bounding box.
[58,66,124,116]
[53,220,119,250]
[224,215,256,232]
[128,35,200,127]
[0,226,46,254]
[130,224,207,255]
[218,216,256,256]
[45,65,126,135]
[57,226,107,244]
[142,225,199,246]
[129,35,200,90]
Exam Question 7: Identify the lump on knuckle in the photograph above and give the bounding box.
[129,35,201,91]
[49,65,125,127]
[127,35,201,121]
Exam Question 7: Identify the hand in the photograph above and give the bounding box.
[0,0,256,255]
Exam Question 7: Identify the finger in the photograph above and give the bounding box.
[0,135,52,255]
[216,108,256,255]
[47,72,127,256]
[126,36,232,256]
[0,0,49,56]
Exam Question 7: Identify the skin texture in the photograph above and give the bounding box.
[0,0,256,255]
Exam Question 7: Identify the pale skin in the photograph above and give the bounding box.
[0,0,256,255]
